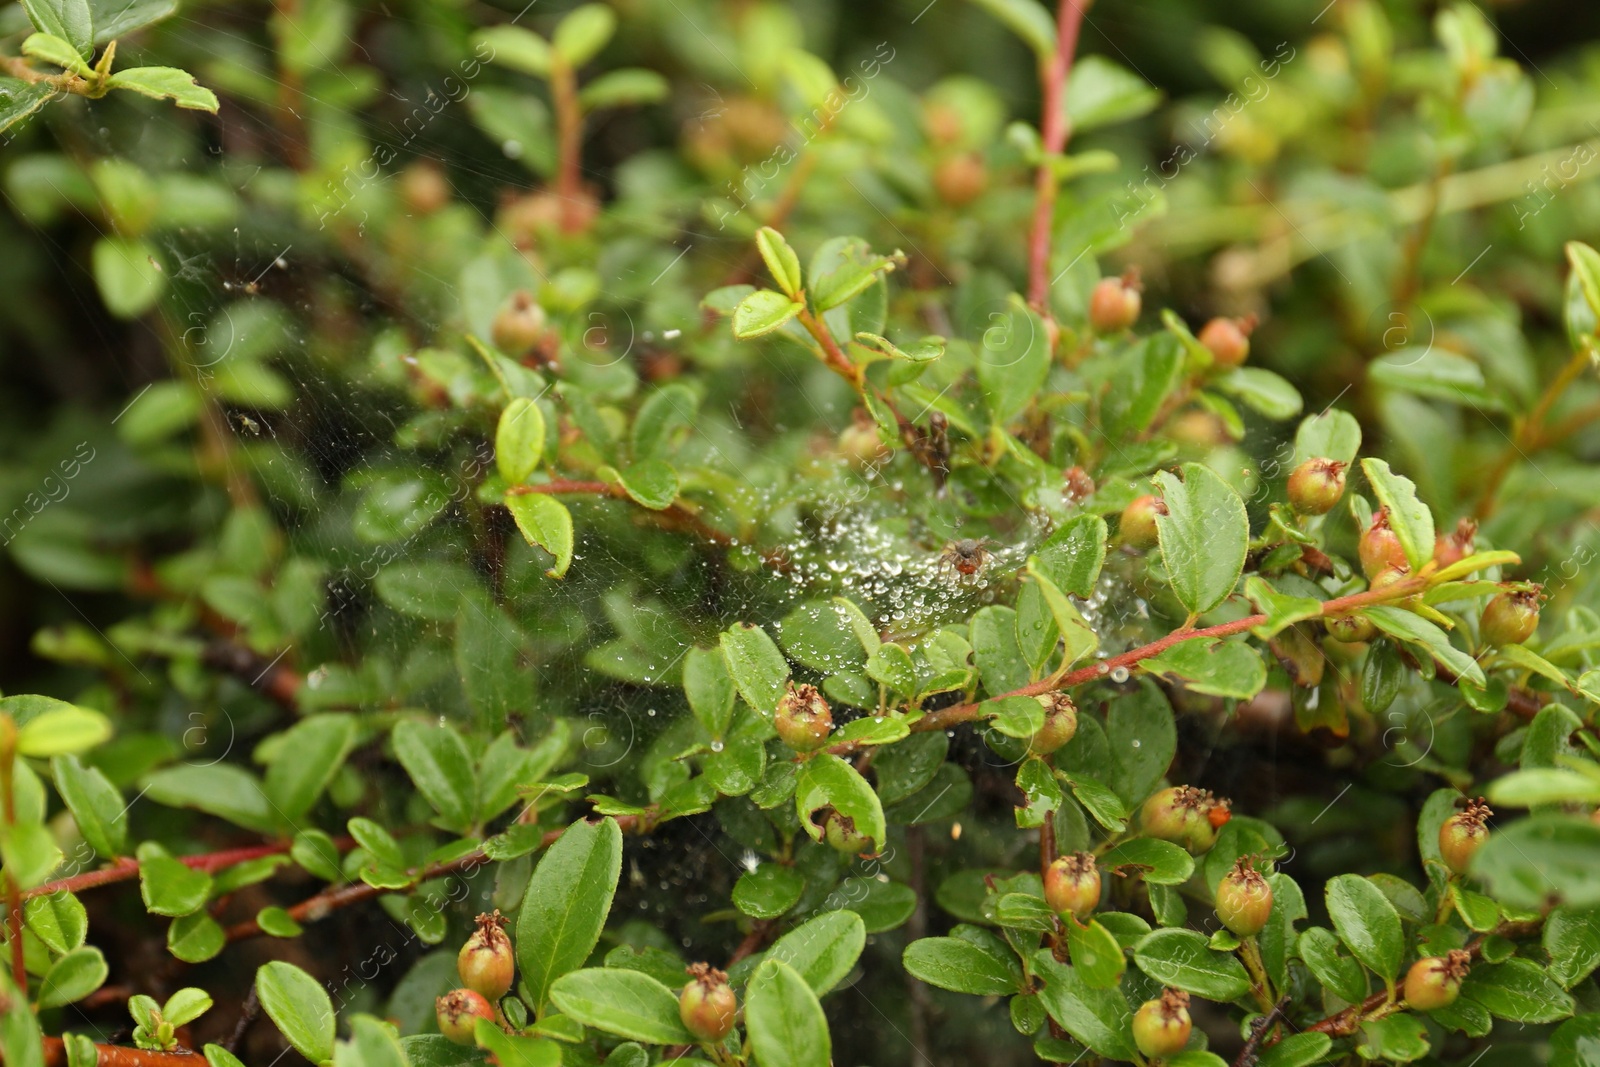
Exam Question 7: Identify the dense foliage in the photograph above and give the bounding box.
[2,1,1600,1066]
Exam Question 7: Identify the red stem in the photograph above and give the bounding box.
[41,1037,201,1067]
[23,840,344,901]
[1026,0,1093,311]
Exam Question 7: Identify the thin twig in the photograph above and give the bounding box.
[1026,0,1094,312]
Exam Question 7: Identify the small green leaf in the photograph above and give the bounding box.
[548,969,692,1045]
[38,946,108,1008]
[474,26,550,77]
[265,714,356,825]
[1365,606,1483,686]
[731,289,804,339]
[682,646,736,738]
[903,931,1023,995]
[1356,1013,1430,1063]
[1142,638,1266,699]
[392,719,476,832]
[551,3,615,66]
[257,961,336,1066]
[1154,463,1249,616]
[719,623,790,717]
[746,960,830,1067]
[137,843,213,917]
[616,459,678,510]
[733,864,805,919]
[1360,459,1435,573]
[1031,950,1137,1060]
[1460,958,1574,1023]
[1326,873,1404,980]
[1031,514,1107,599]
[24,892,86,954]
[105,66,219,111]
[578,68,667,111]
[756,227,802,298]
[52,755,127,857]
[1098,837,1193,885]
[495,397,546,484]
[1066,919,1125,989]
[517,817,623,1012]
[504,492,574,578]
[764,910,865,996]
[1132,928,1251,1000]
[1255,1032,1333,1067]
[795,753,886,853]
[16,703,110,757]
[163,989,214,1028]
[21,33,90,75]
[92,236,165,318]
[167,911,225,963]
[20,0,91,57]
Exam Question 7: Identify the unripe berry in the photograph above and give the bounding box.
[1439,797,1491,876]
[1089,271,1142,333]
[821,808,874,856]
[774,683,833,753]
[1131,989,1192,1059]
[1324,613,1376,643]
[1404,950,1471,1011]
[1214,858,1273,937]
[1360,509,1409,579]
[1480,587,1540,647]
[1062,466,1095,504]
[491,291,547,356]
[400,161,451,215]
[1368,564,1412,597]
[457,911,514,1001]
[1198,315,1255,367]
[1433,518,1477,569]
[838,409,888,468]
[436,989,494,1045]
[1189,793,1231,854]
[1121,495,1167,551]
[1043,851,1101,921]
[679,963,736,1043]
[1141,786,1228,853]
[1286,458,1346,516]
[1028,693,1078,756]
[933,152,988,206]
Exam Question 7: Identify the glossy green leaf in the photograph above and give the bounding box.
[516,817,623,1011]
[746,960,830,1067]
[495,397,546,484]
[504,492,574,578]
[732,289,804,339]
[764,910,865,996]
[1154,463,1249,616]
[1132,928,1251,1000]
[548,969,692,1045]
[1360,459,1435,572]
[257,961,336,1066]
[1325,873,1403,980]
[392,719,475,832]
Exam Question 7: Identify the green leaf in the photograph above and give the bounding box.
[1031,514,1107,599]
[1544,905,1600,988]
[1553,1016,1600,1067]
[551,3,615,66]
[141,763,278,835]
[719,623,790,717]
[1488,768,1600,807]
[16,702,110,757]
[733,864,805,919]
[746,960,830,1067]
[1460,958,1574,1023]
[795,754,886,853]
[1255,1033,1333,1067]
[1066,774,1128,833]
[967,0,1055,61]
[0,78,57,133]
[764,910,865,996]
[975,297,1050,425]
[1213,367,1302,420]
[21,33,89,75]
[1066,55,1161,132]
[163,988,213,1027]
[903,929,1023,995]
[578,68,668,110]
[808,237,896,312]
[38,946,107,1008]
[731,289,803,339]
[475,26,550,76]
[1098,837,1193,885]
[1297,926,1366,1002]
[105,66,218,111]
[1142,638,1266,699]
[756,227,802,298]
[51,755,127,857]
[1154,463,1249,616]
[392,720,476,832]
[90,0,175,44]
[1370,350,1505,411]
[1472,815,1600,909]
[1031,951,1137,1060]
[1360,459,1435,572]
[1132,928,1251,1000]
[20,0,91,57]
[548,969,692,1045]
[616,460,678,510]
[1356,1014,1429,1063]
[265,714,356,825]
[1066,919,1125,989]
[336,1015,414,1067]
[24,892,86,954]
[504,492,574,578]
[516,817,623,1012]
[0,967,44,1067]
[167,911,224,963]
[92,236,165,318]
[865,642,918,695]
[257,961,336,1065]
[683,646,736,738]
[137,842,213,917]
[1365,606,1484,686]
[495,398,546,484]
[1294,409,1362,465]
[1326,873,1404,980]
[1244,576,1323,639]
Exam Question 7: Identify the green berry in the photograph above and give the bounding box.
[436,988,494,1045]
[1214,858,1272,937]
[1121,495,1166,551]
[1286,458,1346,515]
[1480,587,1540,647]
[457,911,514,1001]
[774,682,833,752]
[679,963,737,1042]
[1043,851,1100,921]
[1439,797,1491,875]
[1131,989,1191,1059]
[1404,951,1470,1011]
[1028,693,1078,756]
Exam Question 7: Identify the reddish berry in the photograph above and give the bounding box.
[821,808,874,856]
[1404,951,1471,1011]
[1132,989,1192,1059]
[1324,613,1376,643]
[436,989,494,1045]
[1433,519,1477,569]
[1368,565,1413,597]
[457,911,514,1001]
[679,963,736,1043]
[1043,851,1101,922]
[1439,798,1491,875]
[1360,509,1409,579]
[1121,495,1167,551]
[1191,794,1231,853]
[1287,458,1346,516]
[400,161,451,215]
[1089,272,1142,333]
[933,152,988,206]
[1140,786,1227,853]
[1028,693,1078,756]
[491,291,547,356]
[1198,315,1255,367]
[774,683,833,753]
[1480,587,1540,647]
[1214,858,1273,937]
[1062,466,1095,503]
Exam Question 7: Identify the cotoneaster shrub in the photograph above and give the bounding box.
[1,1,1600,1067]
